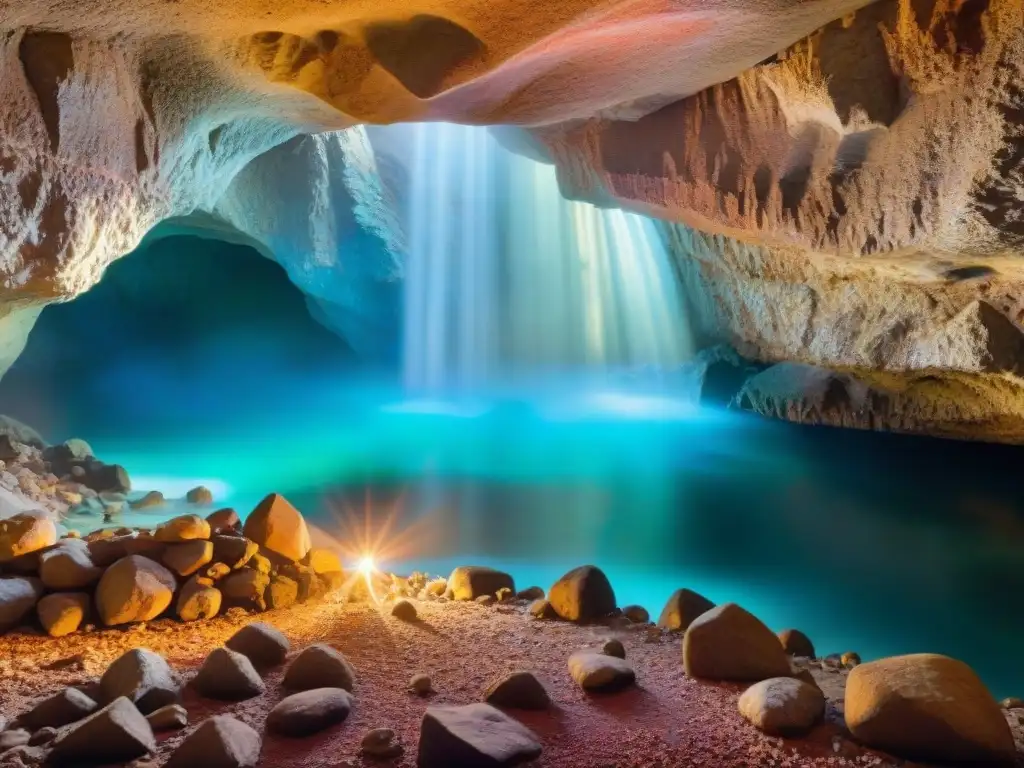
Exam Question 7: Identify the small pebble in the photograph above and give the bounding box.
[409,674,432,696]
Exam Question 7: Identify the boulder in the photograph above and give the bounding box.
[95,554,177,625]
[206,508,240,534]
[38,591,90,636]
[0,513,56,562]
[212,534,258,569]
[242,493,311,562]
[302,547,343,575]
[129,491,165,510]
[516,586,544,601]
[100,648,180,714]
[683,603,792,682]
[361,728,404,758]
[186,485,214,505]
[657,588,714,631]
[738,677,825,735]
[48,697,156,766]
[162,540,213,577]
[568,651,636,692]
[165,715,261,768]
[192,647,265,701]
[266,574,299,609]
[23,687,98,729]
[0,576,43,630]
[845,653,1015,765]
[548,565,615,621]
[87,534,166,567]
[528,599,555,619]
[154,514,210,543]
[147,703,188,731]
[391,599,417,621]
[225,622,289,667]
[447,566,515,601]
[418,703,542,768]
[283,644,355,692]
[177,576,222,621]
[623,605,649,623]
[266,688,353,737]
[81,463,131,493]
[220,567,269,611]
[484,671,550,710]
[777,628,815,657]
[39,541,103,589]
[602,639,626,659]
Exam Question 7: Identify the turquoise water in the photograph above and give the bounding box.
[2,234,1023,698]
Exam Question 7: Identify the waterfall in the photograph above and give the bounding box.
[396,123,693,393]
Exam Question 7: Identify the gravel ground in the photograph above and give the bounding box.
[1,596,1021,768]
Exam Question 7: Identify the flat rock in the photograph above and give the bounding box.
[211,535,257,569]
[656,587,714,631]
[206,508,240,534]
[738,677,825,735]
[391,598,417,620]
[568,651,635,692]
[154,514,210,543]
[193,647,265,701]
[162,540,214,577]
[225,622,289,667]
[95,554,177,626]
[283,643,355,692]
[23,687,98,729]
[447,566,514,601]
[100,648,180,714]
[147,703,188,731]
[548,565,615,622]
[242,493,310,562]
[37,591,90,636]
[48,697,156,766]
[0,513,56,562]
[39,541,103,589]
[0,576,44,630]
[177,576,222,621]
[418,703,542,768]
[846,653,1015,765]
[484,671,550,710]
[165,715,261,768]
[266,688,353,737]
[683,603,792,682]
[777,628,815,657]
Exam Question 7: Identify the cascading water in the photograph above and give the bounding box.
[387,123,694,393]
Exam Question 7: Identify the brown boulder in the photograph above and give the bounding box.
[568,651,635,691]
[100,648,180,714]
[0,513,56,562]
[683,603,791,682]
[220,567,269,611]
[738,677,825,735]
[206,507,240,534]
[162,540,214,577]
[165,715,261,768]
[656,588,714,631]
[38,540,103,589]
[154,514,210,543]
[447,566,514,601]
[225,622,289,667]
[242,493,310,562]
[0,575,43,630]
[283,643,355,692]
[845,653,1014,765]
[186,485,214,505]
[192,647,265,701]
[484,671,550,710]
[266,574,299,609]
[302,547,343,575]
[212,534,258,569]
[266,688,352,737]
[38,591,90,636]
[418,703,541,768]
[95,554,176,625]
[177,576,222,621]
[778,628,815,657]
[548,565,615,621]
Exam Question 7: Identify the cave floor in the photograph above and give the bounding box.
[6,598,1020,768]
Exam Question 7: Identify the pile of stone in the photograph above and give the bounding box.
[0,492,345,636]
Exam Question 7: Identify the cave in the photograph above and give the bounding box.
[2,3,1024,766]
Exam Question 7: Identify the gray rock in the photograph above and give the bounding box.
[38,541,103,589]
[192,647,265,701]
[0,576,44,631]
[283,644,354,692]
[484,671,550,710]
[418,703,542,767]
[23,687,98,729]
[165,715,261,768]
[100,648,180,714]
[446,566,515,601]
[361,727,404,758]
[224,622,289,667]
[568,651,636,692]
[48,697,156,766]
[0,729,30,750]
[548,565,615,622]
[738,677,825,735]
[146,703,188,731]
[266,688,352,737]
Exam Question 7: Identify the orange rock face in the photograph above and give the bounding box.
[242,494,311,563]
